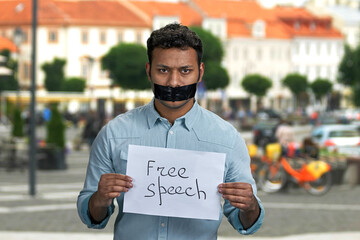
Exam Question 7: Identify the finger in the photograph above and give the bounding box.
[220,188,253,198]
[222,194,250,203]
[104,185,132,193]
[102,173,133,182]
[218,182,250,189]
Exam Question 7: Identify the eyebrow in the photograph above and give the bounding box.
[155,64,195,69]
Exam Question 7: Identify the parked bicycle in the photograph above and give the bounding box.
[256,143,332,196]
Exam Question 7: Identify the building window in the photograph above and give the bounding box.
[327,43,332,55]
[22,29,29,44]
[306,43,311,55]
[136,32,142,44]
[81,31,88,44]
[243,48,248,60]
[257,48,262,61]
[252,20,266,38]
[81,62,88,79]
[233,47,238,61]
[317,43,321,55]
[270,47,275,60]
[22,62,31,80]
[100,30,106,44]
[117,31,123,43]
[310,22,316,31]
[294,21,300,30]
[48,30,58,43]
[100,69,109,78]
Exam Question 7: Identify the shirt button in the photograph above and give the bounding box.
[169,130,174,135]
[161,223,165,227]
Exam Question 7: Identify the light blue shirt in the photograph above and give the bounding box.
[77,99,264,240]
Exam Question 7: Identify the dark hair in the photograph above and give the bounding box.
[146,23,203,66]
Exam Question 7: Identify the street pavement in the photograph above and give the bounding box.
[0,125,360,239]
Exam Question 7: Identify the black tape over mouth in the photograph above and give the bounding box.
[153,83,197,102]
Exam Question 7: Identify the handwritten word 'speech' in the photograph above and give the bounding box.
[144,160,207,205]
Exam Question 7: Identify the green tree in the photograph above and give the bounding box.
[46,103,65,149]
[62,77,86,92]
[0,49,19,92]
[338,44,360,107]
[101,43,149,90]
[11,107,24,137]
[310,78,333,100]
[190,26,229,90]
[338,45,358,86]
[203,61,229,90]
[189,26,224,64]
[241,74,272,110]
[282,73,308,109]
[41,58,66,92]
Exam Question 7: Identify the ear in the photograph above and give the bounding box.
[198,62,204,82]
[145,62,151,81]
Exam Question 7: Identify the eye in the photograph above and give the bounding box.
[181,68,191,74]
[159,68,168,73]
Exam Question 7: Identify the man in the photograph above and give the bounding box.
[77,23,264,239]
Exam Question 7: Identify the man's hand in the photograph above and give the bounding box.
[218,182,260,229]
[89,173,133,223]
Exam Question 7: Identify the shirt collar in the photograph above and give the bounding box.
[146,98,199,131]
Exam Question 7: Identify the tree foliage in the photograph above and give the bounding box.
[41,58,66,92]
[282,73,308,96]
[0,49,19,92]
[101,43,149,90]
[12,107,24,137]
[338,44,358,86]
[190,26,229,90]
[46,103,65,149]
[202,61,229,90]
[338,44,360,107]
[189,26,224,64]
[310,78,333,100]
[241,74,272,97]
[62,77,86,92]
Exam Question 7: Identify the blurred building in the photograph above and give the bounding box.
[0,0,345,114]
[306,0,360,48]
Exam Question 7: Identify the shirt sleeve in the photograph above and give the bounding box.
[223,134,265,235]
[77,125,116,229]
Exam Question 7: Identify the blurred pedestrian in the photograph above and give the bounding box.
[82,110,103,148]
[77,23,264,240]
[275,120,295,156]
[310,111,318,126]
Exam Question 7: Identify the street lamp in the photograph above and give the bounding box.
[84,56,95,110]
[13,27,24,107]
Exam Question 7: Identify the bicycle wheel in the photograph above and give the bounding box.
[304,171,332,196]
[258,163,287,193]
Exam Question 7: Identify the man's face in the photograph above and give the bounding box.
[146,47,204,109]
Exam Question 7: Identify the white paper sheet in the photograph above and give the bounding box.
[123,145,226,220]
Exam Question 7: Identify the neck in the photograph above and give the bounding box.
[154,98,195,125]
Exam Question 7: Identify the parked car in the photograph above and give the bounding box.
[256,109,281,120]
[252,120,279,148]
[311,124,360,151]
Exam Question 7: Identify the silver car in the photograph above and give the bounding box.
[311,124,360,155]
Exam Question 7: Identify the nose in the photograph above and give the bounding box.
[167,71,180,87]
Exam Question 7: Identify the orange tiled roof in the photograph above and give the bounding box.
[271,6,343,38]
[130,0,202,27]
[0,36,17,52]
[193,0,276,22]
[193,0,289,39]
[0,0,151,27]
[193,0,342,39]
